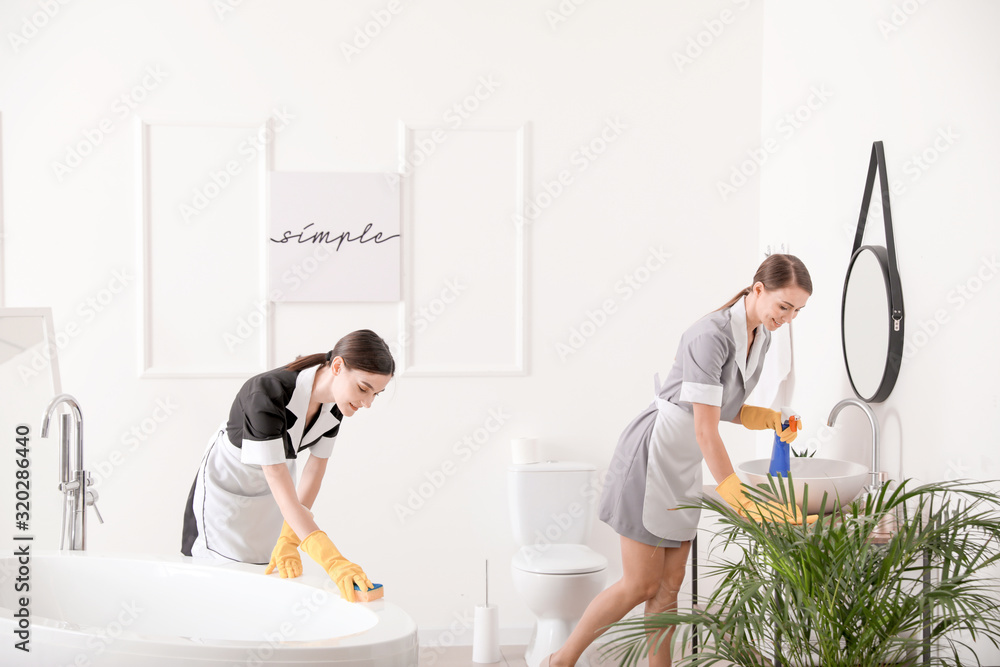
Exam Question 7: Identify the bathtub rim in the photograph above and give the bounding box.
[0,549,418,662]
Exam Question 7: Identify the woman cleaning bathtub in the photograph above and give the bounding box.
[543,254,814,667]
[181,329,394,603]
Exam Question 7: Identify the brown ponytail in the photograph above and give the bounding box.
[717,254,812,311]
[719,286,753,311]
[284,329,396,376]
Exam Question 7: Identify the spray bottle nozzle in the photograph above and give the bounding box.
[779,407,801,433]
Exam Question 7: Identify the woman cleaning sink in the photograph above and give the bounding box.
[543,254,814,667]
[181,329,395,602]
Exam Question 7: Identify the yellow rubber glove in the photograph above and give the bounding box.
[264,521,303,579]
[739,405,799,443]
[299,530,372,602]
[716,473,818,525]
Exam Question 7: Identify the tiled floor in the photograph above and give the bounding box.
[416,642,726,666]
[417,644,645,666]
[417,645,526,666]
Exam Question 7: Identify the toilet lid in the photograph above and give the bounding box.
[512,544,608,575]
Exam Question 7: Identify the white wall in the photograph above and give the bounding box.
[5,0,998,655]
[5,0,997,655]
[760,0,1000,494]
[759,1,1000,661]
[0,0,765,644]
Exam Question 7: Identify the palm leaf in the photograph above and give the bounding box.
[601,478,1000,667]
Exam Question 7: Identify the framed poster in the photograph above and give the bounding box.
[269,172,401,302]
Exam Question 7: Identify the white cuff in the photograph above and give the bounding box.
[240,438,286,465]
[679,381,723,407]
[308,437,336,459]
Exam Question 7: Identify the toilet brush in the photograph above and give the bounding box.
[472,560,501,663]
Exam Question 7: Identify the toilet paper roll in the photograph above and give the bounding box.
[472,604,500,664]
[510,437,540,465]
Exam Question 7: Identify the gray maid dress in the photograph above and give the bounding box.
[598,297,771,546]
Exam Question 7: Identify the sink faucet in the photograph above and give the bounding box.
[41,394,102,550]
[827,398,884,493]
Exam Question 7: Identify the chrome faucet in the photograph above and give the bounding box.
[827,397,884,493]
[41,394,102,550]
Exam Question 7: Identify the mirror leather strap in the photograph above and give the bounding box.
[853,141,904,329]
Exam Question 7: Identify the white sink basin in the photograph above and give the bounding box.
[736,458,869,515]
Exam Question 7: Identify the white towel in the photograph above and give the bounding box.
[745,323,794,458]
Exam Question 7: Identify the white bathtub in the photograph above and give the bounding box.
[0,550,418,666]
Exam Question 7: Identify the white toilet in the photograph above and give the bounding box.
[508,462,608,667]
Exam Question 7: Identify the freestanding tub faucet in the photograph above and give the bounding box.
[41,394,102,550]
[827,397,884,493]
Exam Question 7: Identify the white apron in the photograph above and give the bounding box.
[187,422,292,564]
[642,376,703,541]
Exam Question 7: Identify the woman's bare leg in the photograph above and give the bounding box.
[549,536,667,667]
[645,541,691,667]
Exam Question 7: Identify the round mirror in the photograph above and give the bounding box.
[841,246,902,402]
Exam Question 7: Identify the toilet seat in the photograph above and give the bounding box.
[513,544,607,575]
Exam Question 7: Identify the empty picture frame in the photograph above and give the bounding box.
[137,119,271,378]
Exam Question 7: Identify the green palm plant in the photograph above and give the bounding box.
[601,478,1000,667]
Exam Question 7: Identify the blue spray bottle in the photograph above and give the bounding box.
[768,407,799,478]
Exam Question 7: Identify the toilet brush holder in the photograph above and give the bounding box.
[472,603,500,663]
[472,559,501,663]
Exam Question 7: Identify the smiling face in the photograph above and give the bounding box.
[751,282,810,331]
[321,357,392,417]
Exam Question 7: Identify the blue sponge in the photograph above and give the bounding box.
[353,582,383,601]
